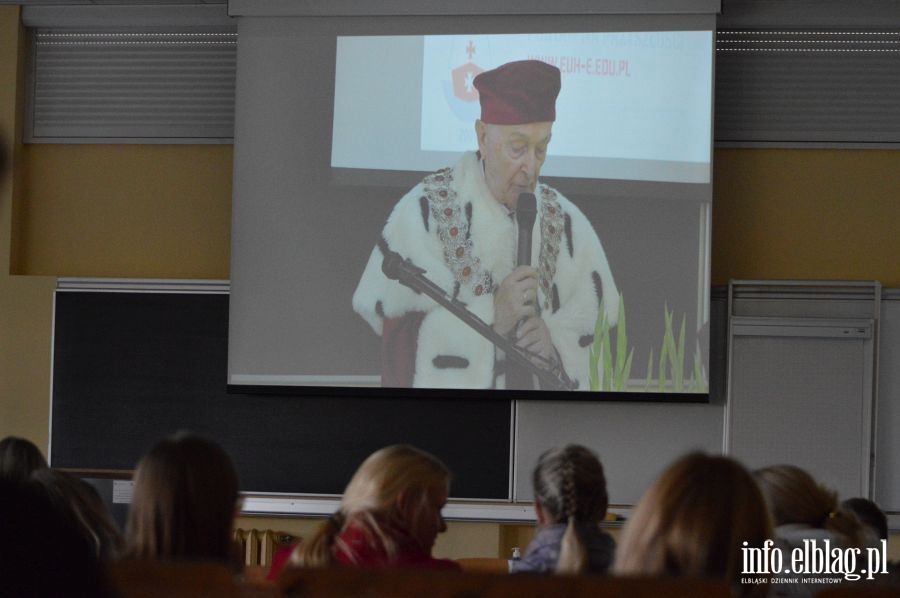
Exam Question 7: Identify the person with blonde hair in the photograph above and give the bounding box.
[283,444,458,574]
[124,432,241,567]
[755,464,866,596]
[755,464,864,548]
[614,452,772,598]
[512,444,613,575]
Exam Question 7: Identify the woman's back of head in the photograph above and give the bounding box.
[125,432,240,565]
[0,436,48,482]
[614,452,772,597]
[341,444,450,517]
[297,444,450,568]
[533,444,608,525]
[531,444,609,575]
[31,468,123,561]
[755,464,863,548]
[842,497,888,543]
[0,478,113,597]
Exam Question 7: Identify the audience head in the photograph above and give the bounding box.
[0,478,113,597]
[31,468,123,561]
[842,497,888,542]
[0,435,48,482]
[754,464,863,547]
[614,452,772,597]
[125,432,240,565]
[297,444,450,567]
[532,444,608,573]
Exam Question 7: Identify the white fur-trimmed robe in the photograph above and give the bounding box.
[352,151,617,390]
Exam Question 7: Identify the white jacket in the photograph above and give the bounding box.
[352,151,617,390]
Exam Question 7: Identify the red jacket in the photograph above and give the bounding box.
[268,517,459,580]
[333,519,460,571]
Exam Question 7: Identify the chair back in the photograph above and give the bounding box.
[278,567,732,598]
[108,559,277,598]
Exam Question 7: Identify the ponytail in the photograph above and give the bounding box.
[292,511,345,568]
[555,459,587,574]
[755,465,866,550]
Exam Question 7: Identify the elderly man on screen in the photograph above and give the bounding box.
[352,60,617,390]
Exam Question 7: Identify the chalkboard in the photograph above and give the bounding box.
[50,288,511,499]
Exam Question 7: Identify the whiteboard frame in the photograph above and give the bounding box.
[724,279,881,498]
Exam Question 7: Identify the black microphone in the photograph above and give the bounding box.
[507,192,538,391]
[516,192,537,268]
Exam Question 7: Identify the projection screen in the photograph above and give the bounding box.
[229,11,715,400]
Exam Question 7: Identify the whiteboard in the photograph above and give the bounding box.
[724,281,878,501]
[514,282,899,513]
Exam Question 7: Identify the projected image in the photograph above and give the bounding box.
[227,26,713,398]
[353,59,616,391]
[343,33,712,393]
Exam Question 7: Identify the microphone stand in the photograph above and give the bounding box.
[381,248,576,391]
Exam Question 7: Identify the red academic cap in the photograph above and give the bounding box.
[473,60,561,125]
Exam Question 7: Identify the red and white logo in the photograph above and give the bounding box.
[451,40,483,102]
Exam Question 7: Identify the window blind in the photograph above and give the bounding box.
[27,29,236,143]
[715,29,900,145]
[25,22,900,146]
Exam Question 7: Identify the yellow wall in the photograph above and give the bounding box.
[16,144,232,278]
[0,7,56,453]
[0,8,233,453]
[712,148,900,286]
[2,6,899,560]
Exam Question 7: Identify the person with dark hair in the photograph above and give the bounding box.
[124,432,241,567]
[615,452,772,598]
[842,497,889,544]
[31,468,123,561]
[0,435,48,482]
[512,444,613,575]
[839,499,900,592]
[0,478,114,597]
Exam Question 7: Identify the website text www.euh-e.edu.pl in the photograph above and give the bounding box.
[740,539,890,585]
